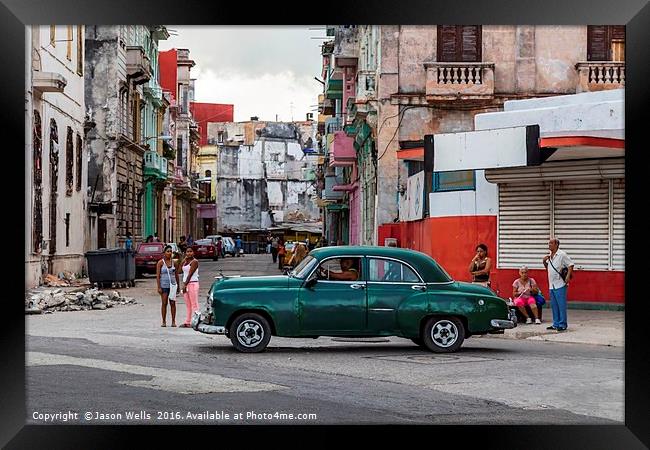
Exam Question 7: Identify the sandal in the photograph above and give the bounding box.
[179,323,190,328]
[171,323,177,327]
[161,323,166,327]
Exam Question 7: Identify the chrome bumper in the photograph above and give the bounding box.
[490,319,516,329]
[191,311,226,335]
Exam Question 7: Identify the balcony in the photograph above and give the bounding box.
[126,46,152,85]
[144,82,163,105]
[424,62,495,102]
[329,131,356,167]
[325,117,343,135]
[32,71,67,93]
[575,62,625,93]
[325,68,343,99]
[323,173,344,200]
[334,26,359,64]
[144,151,168,181]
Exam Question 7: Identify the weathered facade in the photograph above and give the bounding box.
[26,25,87,288]
[208,120,319,233]
[85,25,159,250]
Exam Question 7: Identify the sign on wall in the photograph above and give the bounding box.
[405,171,425,221]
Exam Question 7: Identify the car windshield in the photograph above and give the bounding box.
[290,255,317,279]
[139,245,162,253]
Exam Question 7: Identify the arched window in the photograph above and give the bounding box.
[33,111,43,253]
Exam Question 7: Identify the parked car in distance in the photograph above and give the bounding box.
[192,238,219,261]
[135,242,166,277]
[192,246,517,353]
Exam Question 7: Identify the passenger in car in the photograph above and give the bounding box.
[322,258,360,281]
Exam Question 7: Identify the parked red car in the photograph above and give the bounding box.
[192,239,219,261]
[135,242,166,277]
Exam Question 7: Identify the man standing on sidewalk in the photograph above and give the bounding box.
[543,238,574,331]
[270,235,279,263]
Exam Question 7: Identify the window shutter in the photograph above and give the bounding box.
[612,179,624,270]
[461,25,481,62]
[498,181,551,269]
[554,180,610,270]
[588,25,609,61]
[611,25,625,41]
[438,26,459,62]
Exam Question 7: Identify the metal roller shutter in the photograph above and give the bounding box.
[554,180,610,270]
[498,181,551,269]
[612,179,625,270]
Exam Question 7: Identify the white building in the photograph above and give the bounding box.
[26,25,87,288]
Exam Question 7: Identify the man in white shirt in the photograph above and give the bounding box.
[542,238,574,331]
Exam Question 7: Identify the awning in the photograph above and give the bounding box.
[332,183,358,192]
[539,135,624,162]
[397,147,424,161]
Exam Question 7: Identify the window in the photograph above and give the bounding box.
[217,131,224,144]
[587,26,625,62]
[65,213,70,247]
[368,258,420,283]
[76,134,82,191]
[33,110,43,254]
[437,25,482,62]
[316,258,362,281]
[433,170,476,192]
[66,127,74,196]
[76,25,83,75]
[407,161,424,177]
[66,26,72,60]
[205,170,212,178]
[50,25,56,47]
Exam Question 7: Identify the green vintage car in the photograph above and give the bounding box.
[192,246,516,353]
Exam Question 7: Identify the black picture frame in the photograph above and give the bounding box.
[3,0,648,447]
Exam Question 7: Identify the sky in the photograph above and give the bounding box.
[158,26,327,123]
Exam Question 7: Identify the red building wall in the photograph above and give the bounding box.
[378,216,624,304]
[159,49,178,102]
[190,102,235,146]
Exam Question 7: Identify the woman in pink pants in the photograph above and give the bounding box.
[179,247,200,328]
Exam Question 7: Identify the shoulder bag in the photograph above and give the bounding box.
[548,256,569,282]
[165,262,178,300]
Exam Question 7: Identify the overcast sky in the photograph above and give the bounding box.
[158,26,326,122]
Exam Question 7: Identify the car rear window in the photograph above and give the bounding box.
[139,245,163,253]
[195,240,212,245]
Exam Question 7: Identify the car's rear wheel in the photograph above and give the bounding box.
[422,316,465,353]
[229,313,272,353]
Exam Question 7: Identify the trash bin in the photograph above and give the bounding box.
[85,248,127,288]
[124,249,136,287]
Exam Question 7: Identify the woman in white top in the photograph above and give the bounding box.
[179,247,200,328]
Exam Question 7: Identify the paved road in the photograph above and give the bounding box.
[26,254,623,425]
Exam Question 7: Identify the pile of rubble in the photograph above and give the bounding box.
[25,287,137,314]
[43,271,87,287]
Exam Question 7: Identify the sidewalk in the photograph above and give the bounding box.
[489,308,624,347]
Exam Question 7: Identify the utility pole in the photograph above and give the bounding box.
[290,102,294,122]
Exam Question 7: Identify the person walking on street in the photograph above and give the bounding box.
[235,236,243,257]
[469,244,492,287]
[124,232,133,251]
[543,238,574,331]
[270,236,279,263]
[277,241,286,270]
[216,237,223,260]
[187,234,194,246]
[178,236,187,254]
[266,235,272,254]
[156,245,179,327]
[179,247,200,328]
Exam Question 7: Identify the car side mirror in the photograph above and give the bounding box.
[305,277,318,289]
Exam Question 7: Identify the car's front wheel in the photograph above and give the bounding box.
[422,316,465,353]
[229,313,272,353]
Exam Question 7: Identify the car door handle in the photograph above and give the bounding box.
[350,284,366,290]
[411,285,427,291]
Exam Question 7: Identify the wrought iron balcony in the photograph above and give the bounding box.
[424,62,495,101]
[575,62,625,93]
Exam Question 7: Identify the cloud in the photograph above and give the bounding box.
[159,25,326,122]
[193,68,320,122]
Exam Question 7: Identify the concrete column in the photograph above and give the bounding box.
[515,25,536,93]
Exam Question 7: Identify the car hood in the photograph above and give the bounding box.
[213,275,290,291]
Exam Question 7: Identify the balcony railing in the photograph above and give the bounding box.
[575,62,625,93]
[325,117,343,135]
[424,62,495,101]
[144,82,163,102]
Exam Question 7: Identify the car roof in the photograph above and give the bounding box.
[308,246,453,283]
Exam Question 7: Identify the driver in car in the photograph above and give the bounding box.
[321,258,360,281]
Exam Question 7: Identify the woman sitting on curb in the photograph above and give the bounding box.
[512,266,542,324]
